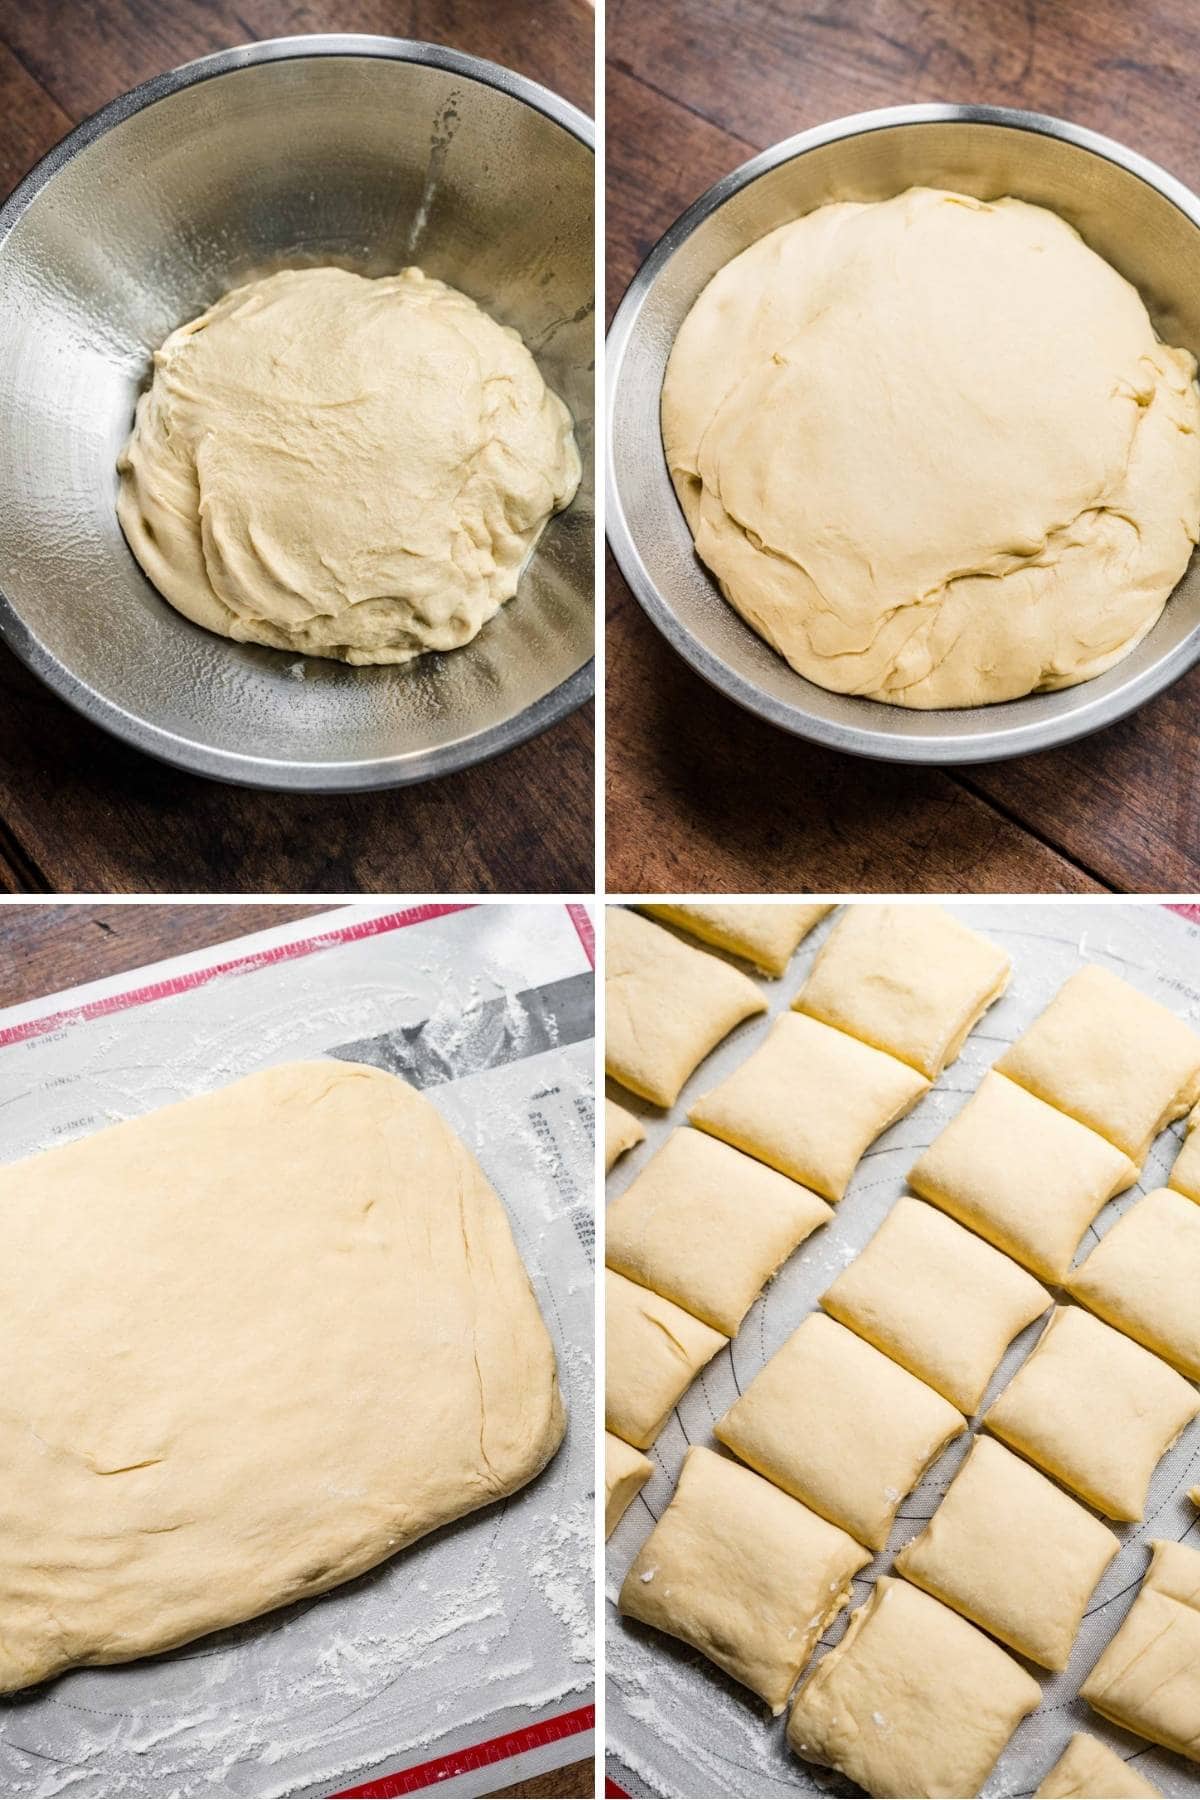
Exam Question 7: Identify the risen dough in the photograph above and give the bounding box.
[0,1062,564,1694]
[117,267,580,663]
[605,1269,726,1450]
[605,1097,645,1172]
[640,903,832,975]
[1169,1100,1200,1201]
[1080,1539,1200,1763]
[663,186,1200,709]
[1035,1733,1162,1799]
[1068,1187,1200,1379]
[605,1432,653,1539]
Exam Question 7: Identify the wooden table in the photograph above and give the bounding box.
[0,0,594,897]
[606,0,1200,894]
[0,900,592,1799]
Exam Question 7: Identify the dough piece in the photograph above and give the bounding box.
[1193,1487,1200,1507]
[605,1432,653,1539]
[795,904,1010,1079]
[605,1097,645,1173]
[787,1576,1042,1797]
[1168,1100,1200,1202]
[606,908,766,1108]
[640,903,832,976]
[822,1196,1050,1414]
[1068,1187,1200,1378]
[619,1445,869,1714]
[983,1305,1199,1521]
[1081,1539,1200,1762]
[995,965,1200,1165]
[117,268,580,663]
[895,1436,1119,1670]
[663,186,1200,712]
[0,1062,564,1695]
[605,1270,726,1450]
[1035,1733,1162,1798]
[715,1312,965,1549]
[909,1070,1137,1281]
[689,1012,928,1201]
[606,1128,832,1335]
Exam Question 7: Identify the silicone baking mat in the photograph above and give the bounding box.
[0,902,595,1799]
[605,901,1200,1800]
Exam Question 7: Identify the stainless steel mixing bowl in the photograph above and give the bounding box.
[606,103,1200,764]
[0,35,593,789]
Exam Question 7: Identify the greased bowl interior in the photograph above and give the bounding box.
[606,105,1200,763]
[0,36,594,789]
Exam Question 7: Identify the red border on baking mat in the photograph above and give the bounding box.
[1168,904,1200,924]
[566,902,595,967]
[331,1702,595,1797]
[604,1781,630,1797]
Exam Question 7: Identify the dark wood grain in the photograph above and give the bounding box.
[606,0,1200,894]
[0,0,594,897]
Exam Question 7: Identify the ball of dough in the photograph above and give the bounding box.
[117,266,581,664]
[663,187,1200,709]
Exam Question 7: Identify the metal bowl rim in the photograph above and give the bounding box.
[605,100,1200,766]
[0,32,595,792]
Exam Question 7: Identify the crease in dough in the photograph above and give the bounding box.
[1080,1539,1200,1763]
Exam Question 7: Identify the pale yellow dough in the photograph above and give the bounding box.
[822,1196,1050,1414]
[604,1432,653,1540]
[895,1436,1119,1670]
[640,903,832,975]
[787,1577,1042,1797]
[1169,1100,1200,1201]
[795,904,1010,1079]
[117,267,580,663]
[605,1269,726,1450]
[606,1127,831,1335]
[605,1097,645,1173]
[715,1312,965,1550]
[619,1445,869,1714]
[1035,1732,1162,1798]
[1081,1539,1200,1763]
[0,1062,564,1695]
[663,186,1200,710]
[689,1011,929,1201]
[1068,1187,1200,1379]
[983,1305,1199,1521]
[606,907,766,1108]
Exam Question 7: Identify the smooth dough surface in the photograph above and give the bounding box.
[1168,1100,1200,1202]
[908,1069,1137,1281]
[605,1097,646,1173]
[1035,1733,1162,1798]
[794,904,1010,1079]
[0,1061,564,1694]
[1068,1187,1200,1379]
[117,267,580,663]
[715,1312,965,1550]
[822,1196,1050,1414]
[787,1576,1042,1797]
[983,1305,1199,1521]
[1080,1539,1200,1763]
[640,903,832,975]
[995,964,1200,1165]
[619,1445,869,1714]
[604,1432,653,1540]
[689,1011,929,1201]
[605,1269,726,1450]
[663,186,1200,710]
[606,1127,831,1335]
[606,907,766,1108]
[895,1436,1119,1670]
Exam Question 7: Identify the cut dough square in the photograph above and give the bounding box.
[1169,1100,1200,1203]
[994,964,1200,1165]
[908,1070,1137,1282]
[689,1011,929,1202]
[605,907,766,1108]
[606,1128,832,1335]
[787,1576,1042,1799]
[794,903,1010,1079]
[1081,1539,1200,1763]
[1068,1187,1200,1379]
[822,1195,1050,1414]
[983,1305,1199,1521]
[605,1269,726,1450]
[619,1445,869,1714]
[605,1097,645,1173]
[1035,1732,1162,1798]
[640,902,832,976]
[715,1312,965,1549]
[605,1432,653,1539]
[894,1435,1119,1670]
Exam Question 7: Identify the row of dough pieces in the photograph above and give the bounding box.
[603,904,1200,1797]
